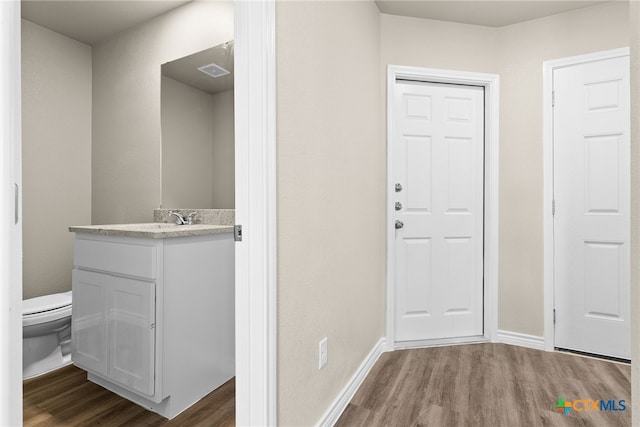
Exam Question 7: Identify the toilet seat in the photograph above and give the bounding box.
[23,292,72,316]
[23,292,72,327]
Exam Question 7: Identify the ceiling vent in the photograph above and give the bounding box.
[197,63,230,79]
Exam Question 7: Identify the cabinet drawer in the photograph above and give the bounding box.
[74,239,157,279]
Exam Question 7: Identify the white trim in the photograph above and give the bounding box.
[0,0,22,425]
[0,0,23,425]
[386,65,500,350]
[315,338,387,427]
[496,330,545,351]
[542,47,630,353]
[234,1,277,425]
[395,336,488,350]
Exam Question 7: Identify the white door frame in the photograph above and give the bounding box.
[0,0,278,424]
[234,0,277,424]
[542,47,630,352]
[0,0,23,424]
[386,65,500,350]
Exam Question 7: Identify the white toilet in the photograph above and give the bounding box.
[22,291,72,379]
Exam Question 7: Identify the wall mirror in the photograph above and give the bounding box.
[161,41,235,209]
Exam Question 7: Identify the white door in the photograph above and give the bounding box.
[393,81,484,343]
[553,55,630,360]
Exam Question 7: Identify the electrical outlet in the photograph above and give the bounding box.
[318,337,328,369]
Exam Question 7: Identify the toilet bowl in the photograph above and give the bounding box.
[23,291,72,379]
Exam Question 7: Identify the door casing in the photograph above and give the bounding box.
[0,1,278,425]
[542,47,631,353]
[0,0,23,424]
[386,65,500,350]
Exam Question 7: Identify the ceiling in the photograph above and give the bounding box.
[162,42,234,94]
[21,0,613,46]
[375,0,611,27]
[21,0,191,45]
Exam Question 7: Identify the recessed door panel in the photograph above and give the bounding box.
[444,237,473,313]
[445,96,472,123]
[72,269,108,375]
[446,137,474,213]
[585,134,621,213]
[405,136,432,212]
[107,277,155,396]
[584,242,622,320]
[405,94,432,120]
[402,238,432,316]
[586,79,621,111]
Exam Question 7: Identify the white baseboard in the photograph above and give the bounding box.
[315,337,387,427]
[496,329,545,351]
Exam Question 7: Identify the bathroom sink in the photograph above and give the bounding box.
[69,222,233,238]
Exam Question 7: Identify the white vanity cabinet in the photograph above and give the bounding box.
[70,230,234,419]
[73,269,155,396]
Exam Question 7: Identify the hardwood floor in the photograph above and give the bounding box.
[24,344,631,426]
[23,365,234,427]
[336,343,631,427]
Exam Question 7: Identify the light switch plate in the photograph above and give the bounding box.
[319,337,328,369]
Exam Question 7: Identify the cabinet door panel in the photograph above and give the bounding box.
[72,269,107,375]
[107,277,156,396]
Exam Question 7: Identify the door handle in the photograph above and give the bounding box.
[395,220,404,229]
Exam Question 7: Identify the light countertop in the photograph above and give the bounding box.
[69,223,233,239]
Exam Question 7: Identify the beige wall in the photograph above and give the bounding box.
[211,89,234,208]
[21,20,91,299]
[381,14,499,73]
[276,1,383,425]
[92,1,233,224]
[629,1,639,425]
[497,2,629,335]
[381,2,629,337]
[161,75,214,209]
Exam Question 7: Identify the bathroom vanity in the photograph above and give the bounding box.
[69,221,234,419]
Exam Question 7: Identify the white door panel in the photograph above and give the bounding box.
[72,269,108,375]
[394,81,484,342]
[108,277,156,396]
[554,55,630,359]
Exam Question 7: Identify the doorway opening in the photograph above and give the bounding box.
[6,1,276,425]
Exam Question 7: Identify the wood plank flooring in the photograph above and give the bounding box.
[336,343,631,427]
[23,365,234,427]
[25,344,631,426]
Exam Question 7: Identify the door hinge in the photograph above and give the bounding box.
[553,309,556,325]
[234,224,243,242]
[552,199,556,216]
[552,90,555,107]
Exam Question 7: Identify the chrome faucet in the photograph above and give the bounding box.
[169,211,186,225]
[169,211,197,225]
[186,211,197,224]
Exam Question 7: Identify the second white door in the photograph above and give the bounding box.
[553,53,630,360]
[393,80,484,343]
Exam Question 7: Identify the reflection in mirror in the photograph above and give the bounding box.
[161,41,235,209]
